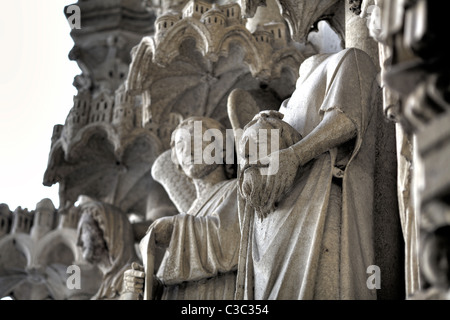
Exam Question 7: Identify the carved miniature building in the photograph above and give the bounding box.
[112,86,137,135]
[30,199,56,240]
[11,208,34,235]
[0,205,12,238]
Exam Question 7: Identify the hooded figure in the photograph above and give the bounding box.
[77,197,138,300]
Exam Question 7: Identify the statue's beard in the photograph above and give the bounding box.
[239,165,282,220]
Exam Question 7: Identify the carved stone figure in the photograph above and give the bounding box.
[123,117,240,300]
[233,47,380,300]
[236,0,404,301]
[7,0,442,302]
[0,198,103,300]
[76,196,138,300]
[238,110,303,219]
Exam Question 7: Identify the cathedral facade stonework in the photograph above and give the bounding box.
[1,0,449,302]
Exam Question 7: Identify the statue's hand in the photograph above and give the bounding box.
[148,216,175,248]
[258,147,300,207]
[123,262,145,297]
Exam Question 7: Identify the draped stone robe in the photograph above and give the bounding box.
[153,179,240,300]
[235,48,380,300]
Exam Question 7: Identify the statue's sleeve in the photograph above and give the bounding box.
[319,48,377,135]
[319,48,379,299]
[155,182,240,285]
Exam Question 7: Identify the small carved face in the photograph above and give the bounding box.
[77,213,108,265]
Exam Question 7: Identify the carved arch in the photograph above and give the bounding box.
[153,18,213,65]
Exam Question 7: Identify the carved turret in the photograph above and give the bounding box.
[155,10,183,42]
[63,91,91,140]
[182,0,213,19]
[201,4,226,30]
[30,199,56,240]
[0,204,12,238]
[113,86,136,135]
[252,25,273,45]
[89,91,114,124]
[219,3,243,26]
[263,21,288,49]
[11,207,34,235]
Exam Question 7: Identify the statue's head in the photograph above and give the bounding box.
[76,196,134,268]
[170,116,235,180]
[238,110,302,219]
[77,204,109,266]
[75,196,137,299]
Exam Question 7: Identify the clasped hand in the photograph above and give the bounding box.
[256,147,301,206]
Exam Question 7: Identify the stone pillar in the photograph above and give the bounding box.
[30,199,56,240]
[345,0,380,69]
[44,0,158,210]
[346,0,405,300]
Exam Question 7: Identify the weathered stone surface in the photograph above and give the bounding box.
[126,0,306,151]
[370,0,450,299]
[0,199,103,300]
[124,117,240,300]
[3,0,448,302]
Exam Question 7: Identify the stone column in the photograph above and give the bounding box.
[345,0,380,69]
[346,0,405,300]
[44,0,158,212]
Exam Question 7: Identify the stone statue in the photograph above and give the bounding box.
[123,117,240,300]
[76,196,138,300]
[237,110,303,219]
[232,46,380,300]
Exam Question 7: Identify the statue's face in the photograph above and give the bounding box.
[173,123,221,180]
[77,214,108,265]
